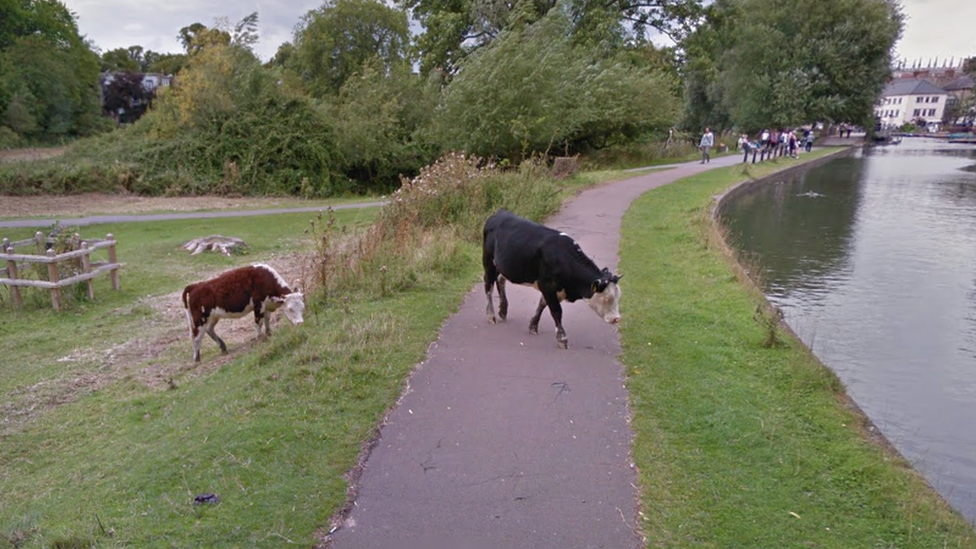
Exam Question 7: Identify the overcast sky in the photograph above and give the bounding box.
[63,0,321,61]
[62,0,975,66]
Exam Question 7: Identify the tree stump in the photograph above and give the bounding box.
[551,156,580,179]
[183,236,249,256]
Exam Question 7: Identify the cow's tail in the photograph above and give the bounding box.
[181,285,194,309]
[182,285,196,335]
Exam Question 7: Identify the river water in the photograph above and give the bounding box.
[721,138,976,523]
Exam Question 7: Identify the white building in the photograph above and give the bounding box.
[875,79,949,131]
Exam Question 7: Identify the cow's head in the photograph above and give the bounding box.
[274,292,306,325]
[586,268,622,324]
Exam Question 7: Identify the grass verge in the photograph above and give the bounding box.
[619,154,976,547]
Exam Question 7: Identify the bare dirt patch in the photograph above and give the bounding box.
[0,251,313,435]
[134,252,310,389]
[0,193,325,219]
[0,147,68,164]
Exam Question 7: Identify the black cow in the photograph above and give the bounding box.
[482,209,622,349]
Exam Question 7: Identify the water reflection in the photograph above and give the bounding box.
[722,138,976,522]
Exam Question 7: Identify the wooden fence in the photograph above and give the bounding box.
[0,232,121,310]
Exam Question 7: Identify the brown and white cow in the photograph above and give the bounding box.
[182,263,305,362]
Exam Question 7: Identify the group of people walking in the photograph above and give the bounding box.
[698,126,816,164]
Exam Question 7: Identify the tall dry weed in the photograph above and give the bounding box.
[304,152,561,304]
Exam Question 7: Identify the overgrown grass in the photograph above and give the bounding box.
[619,154,976,547]
[581,139,703,170]
[305,153,562,302]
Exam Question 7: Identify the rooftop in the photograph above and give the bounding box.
[882,79,947,96]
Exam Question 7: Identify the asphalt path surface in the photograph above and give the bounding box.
[327,154,742,549]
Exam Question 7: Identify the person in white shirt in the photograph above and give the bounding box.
[699,127,714,164]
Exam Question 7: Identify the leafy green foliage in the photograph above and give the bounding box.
[331,57,440,190]
[100,47,141,72]
[683,0,903,132]
[289,0,411,96]
[0,0,106,142]
[435,8,679,160]
[0,44,345,197]
[403,0,703,75]
[144,50,187,74]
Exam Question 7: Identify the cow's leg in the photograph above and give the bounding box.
[191,324,204,362]
[483,259,499,323]
[545,292,568,349]
[205,318,227,354]
[253,301,266,339]
[529,296,547,335]
[263,313,272,336]
[187,309,201,362]
[496,275,508,321]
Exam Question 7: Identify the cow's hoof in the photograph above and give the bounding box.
[488,316,497,324]
[194,355,201,362]
[529,325,539,335]
[557,340,568,350]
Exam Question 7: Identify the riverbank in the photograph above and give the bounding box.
[619,150,976,547]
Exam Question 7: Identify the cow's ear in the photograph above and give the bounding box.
[271,296,285,303]
[591,282,598,293]
[611,274,622,283]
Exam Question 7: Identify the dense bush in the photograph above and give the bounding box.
[0,3,108,143]
[0,44,346,197]
[330,57,440,192]
[308,152,561,300]
[434,8,679,161]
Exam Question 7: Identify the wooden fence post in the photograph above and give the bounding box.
[5,246,22,309]
[35,231,44,253]
[107,233,120,290]
[80,243,95,300]
[47,249,61,310]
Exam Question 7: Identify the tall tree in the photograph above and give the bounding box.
[678,0,736,132]
[144,50,186,74]
[178,22,230,54]
[290,0,411,97]
[403,0,703,75]
[0,0,105,139]
[332,56,439,186]
[0,0,25,49]
[682,0,902,133]
[435,6,678,159]
[101,46,140,71]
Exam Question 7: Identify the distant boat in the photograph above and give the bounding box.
[948,133,976,144]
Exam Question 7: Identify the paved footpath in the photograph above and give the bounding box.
[327,155,741,549]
